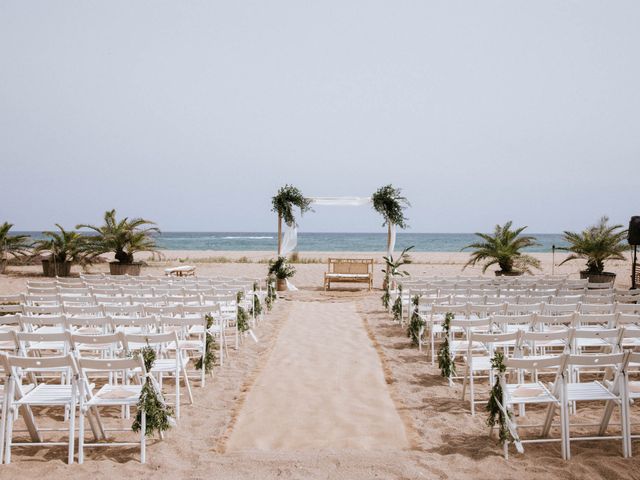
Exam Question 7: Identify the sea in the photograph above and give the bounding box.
[17,232,568,253]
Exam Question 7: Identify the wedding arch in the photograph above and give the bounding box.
[271,184,410,257]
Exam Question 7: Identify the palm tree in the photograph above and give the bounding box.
[559,216,629,276]
[32,224,96,276]
[0,222,32,274]
[77,209,159,264]
[463,221,541,275]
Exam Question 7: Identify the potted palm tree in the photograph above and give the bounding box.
[77,209,159,276]
[0,222,32,274]
[32,224,94,277]
[463,221,541,276]
[559,216,629,284]
[268,256,296,291]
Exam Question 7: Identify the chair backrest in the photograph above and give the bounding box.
[617,313,640,328]
[69,331,125,354]
[579,303,615,314]
[575,313,617,328]
[492,313,535,331]
[505,302,543,315]
[520,329,570,345]
[566,352,627,369]
[158,314,206,328]
[570,328,621,350]
[64,304,104,317]
[124,331,179,352]
[468,303,505,317]
[542,303,578,315]
[181,304,222,316]
[505,354,567,372]
[15,331,70,354]
[27,286,58,295]
[65,315,115,333]
[4,352,78,374]
[431,303,467,316]
[0,331,18,351]
[22,304,64,316]
[470,330,521,348]
[531,313,576,330]
[616,302,640,314]
[58,287,90,296]
[0,314,20,329]
[584,294,615,304]
[144,304,180,316]
[18,313,67,331]
[78,355,145,375]
[551,295,583,305]
[24,294,60,305]
[103,304,144,317]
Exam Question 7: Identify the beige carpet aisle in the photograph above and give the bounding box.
[226,299,409,451]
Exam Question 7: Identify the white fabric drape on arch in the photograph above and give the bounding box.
[279,197,373,257]
[279,196,399,289]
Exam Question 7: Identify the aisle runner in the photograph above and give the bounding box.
[226,300,408,451]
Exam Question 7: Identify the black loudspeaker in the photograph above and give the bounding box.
[629,216,640,245]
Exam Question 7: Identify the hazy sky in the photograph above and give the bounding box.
[1,1,638,233]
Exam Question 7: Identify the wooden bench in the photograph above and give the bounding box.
[324,258,373,291]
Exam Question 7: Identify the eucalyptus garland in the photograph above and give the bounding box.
[195,314,218,373]
[271,184,313,227]
[406,295,425,346]
[437,312,456,378]
[265,275,276,311]
[391,284,403,322]
[486,351,512,443]
[381,285,391,310]
[132,345,174,436]
[371,184,410,229]
[236,291,250,333]
[250,282,263,316]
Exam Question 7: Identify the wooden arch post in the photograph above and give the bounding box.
[387,223,391,256]
[277,213,282,256]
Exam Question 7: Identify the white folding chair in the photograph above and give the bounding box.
[563,352,630,459]
[499,354,567,459]
[2,353,80,464]
[77,356,147,463]
[123,332,192,419]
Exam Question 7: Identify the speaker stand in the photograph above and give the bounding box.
[633,245,638,290]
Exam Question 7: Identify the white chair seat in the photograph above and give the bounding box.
[87,384,142,406]
[566,381,617,402]
[505,382,558,404]
[15,384,76,406]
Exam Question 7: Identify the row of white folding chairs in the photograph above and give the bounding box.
[0,313,228,375]
[421,308,640,362]
[400,298,639,325]
[25,283,258,296]
[455,342,640,460]
[0,328,201,465]
[405,286,621,297]
[459,326,639,412]
[2,303,246,354]
[20,290,259,306]
[7,293,262,317]
[399,277,591,289]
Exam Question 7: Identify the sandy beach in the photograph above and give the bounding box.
[0,250,638,479]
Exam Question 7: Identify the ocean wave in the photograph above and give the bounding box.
[221,236,274,240]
